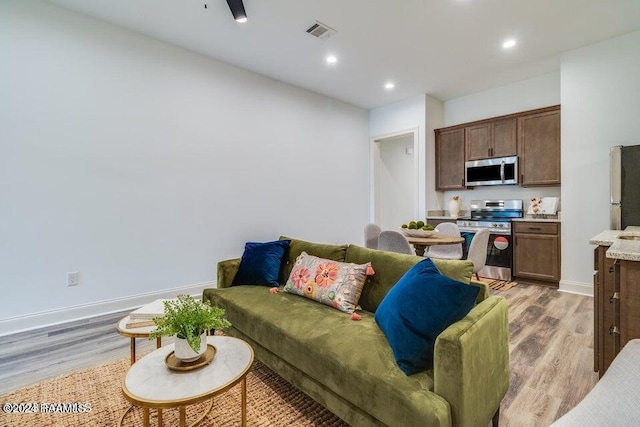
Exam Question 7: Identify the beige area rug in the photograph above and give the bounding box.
[0,356,348,427]
[479,277,518,291]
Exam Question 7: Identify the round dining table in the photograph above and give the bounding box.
[405,235,465,257]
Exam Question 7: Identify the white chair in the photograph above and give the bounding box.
[378,230,413,255]
[466,229,490,280]
[364,223,382,249]
[424,222,463,260]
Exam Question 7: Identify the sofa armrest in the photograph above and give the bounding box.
[434,295,509,427]
[217,258,241,289]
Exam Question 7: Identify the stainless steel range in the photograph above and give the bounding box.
[457,199,523,281]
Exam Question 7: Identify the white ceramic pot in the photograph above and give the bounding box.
[174,332,207,362]
[448,199,460,218]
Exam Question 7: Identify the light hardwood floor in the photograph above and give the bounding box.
[0,284,598,426]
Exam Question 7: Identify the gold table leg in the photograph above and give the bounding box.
[156,337,162,349]
[179,407,186,427]
[143,407,150,427]
[157,408,163,426]
[130,337,136,365]
[241,377,247,427]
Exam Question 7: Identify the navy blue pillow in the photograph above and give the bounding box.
[375,258,480,375]
[232,240,291,287]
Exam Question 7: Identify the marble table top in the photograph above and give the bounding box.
[123,335,253,406]
[117,315,158,338]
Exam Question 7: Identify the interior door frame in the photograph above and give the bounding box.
[369,127,420,225]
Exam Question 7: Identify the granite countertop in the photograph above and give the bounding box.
[590,226,640,261]
[512,217,561,223]
[426,215,463,220]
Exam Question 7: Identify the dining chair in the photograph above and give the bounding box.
[424,222,463,260]
[378,230,413,255]
[364,223,382,250]
[466,229,490,280]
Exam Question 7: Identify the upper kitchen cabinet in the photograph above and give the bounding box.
[465,118,517,161]
[518,107,561,186]
[435,127,465,190]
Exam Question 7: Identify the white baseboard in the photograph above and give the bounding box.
[559,279,593,297]
[0,281,217,337]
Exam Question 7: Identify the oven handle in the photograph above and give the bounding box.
[458,227,512,236]
[500,160,505,183]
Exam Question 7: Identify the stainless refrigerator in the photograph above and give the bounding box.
[611,145,640,229]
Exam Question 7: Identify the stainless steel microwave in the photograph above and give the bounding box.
[465,156,518,186]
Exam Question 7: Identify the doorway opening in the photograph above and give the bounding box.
[370,128,419,231]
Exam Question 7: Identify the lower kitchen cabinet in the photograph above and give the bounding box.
[513,221,561,286]
[593,249,640,377]
[593,245,619,377]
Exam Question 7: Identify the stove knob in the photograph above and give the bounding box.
[492,222,498,228]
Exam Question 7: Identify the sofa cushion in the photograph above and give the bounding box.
[232,240,290,287]
[206,286,451,426]
[279,237,348,284]
[283,251,370,313]
[345,245,474,313]
[375,258,480,375]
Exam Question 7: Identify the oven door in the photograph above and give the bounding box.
[461,229,513,281]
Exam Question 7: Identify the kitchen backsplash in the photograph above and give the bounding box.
[439,185,560,215]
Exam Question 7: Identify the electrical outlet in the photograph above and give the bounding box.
[67,272,80,287]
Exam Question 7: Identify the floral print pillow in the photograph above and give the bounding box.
[284,252,371,314]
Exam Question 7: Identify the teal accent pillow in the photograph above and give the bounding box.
[375,258,480,375]
[232,240,291,287]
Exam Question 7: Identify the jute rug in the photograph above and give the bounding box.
[0,356,348,427]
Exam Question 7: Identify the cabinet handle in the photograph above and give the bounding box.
[609,266,615,273]
[528,227,542,231]
[461,178,464,187]
[609,325,620,335]
[521,174,524,183]
[609,292,620,303]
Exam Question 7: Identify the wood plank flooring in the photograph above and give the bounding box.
[0,284,598,426]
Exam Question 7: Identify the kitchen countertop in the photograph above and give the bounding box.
[590,226,640,261]
[512,217,561,223]
[426,215,463,220]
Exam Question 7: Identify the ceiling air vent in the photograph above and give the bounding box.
[306,21,336,39]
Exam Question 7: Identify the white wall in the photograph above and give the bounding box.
[425,95,445,212]
[369,95,426,219]
[444,72,561,126]
[0,0,369,329]
[561,30,640,294]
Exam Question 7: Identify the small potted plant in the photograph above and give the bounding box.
[149,295,231,362]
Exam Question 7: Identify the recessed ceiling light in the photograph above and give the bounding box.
[326,55,337,64]
[502,39,517,49]
[384,82,395,90]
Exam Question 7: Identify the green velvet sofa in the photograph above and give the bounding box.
[202,238,509,427]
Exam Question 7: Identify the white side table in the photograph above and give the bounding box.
[120,335,254,427]
[116,315,162,365]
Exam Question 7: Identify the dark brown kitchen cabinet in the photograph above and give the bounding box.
[513,221,561,286]
[435,128,465,190]
[465,118,517,161]
[593,248,640,377]
[518,108,561,186]
[593,245,619,377]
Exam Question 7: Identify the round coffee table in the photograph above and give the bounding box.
[119,335,253,427]
[116,315,162,365]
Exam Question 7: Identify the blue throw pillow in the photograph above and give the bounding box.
[375,258,480,375]
[232,240,291,287]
